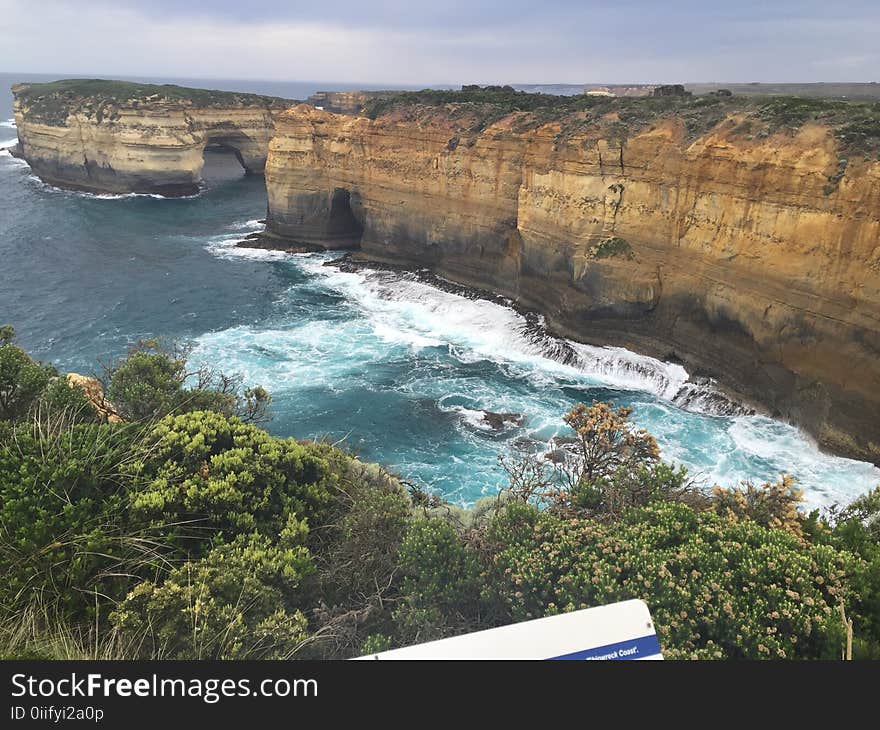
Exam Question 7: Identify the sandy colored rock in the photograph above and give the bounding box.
[13,83,293,195]
[66,373,122,423]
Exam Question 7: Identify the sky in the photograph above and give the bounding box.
[1,0,878,85]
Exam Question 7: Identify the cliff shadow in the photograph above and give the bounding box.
[327,188,364,243]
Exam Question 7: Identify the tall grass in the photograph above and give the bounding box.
[0,600,141,660]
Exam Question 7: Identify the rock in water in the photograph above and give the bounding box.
[12,79,293,196]
[481,411,525,430]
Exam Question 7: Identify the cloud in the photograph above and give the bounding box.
[1,0,878,83]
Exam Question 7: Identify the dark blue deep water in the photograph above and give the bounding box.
[1,74,877,508]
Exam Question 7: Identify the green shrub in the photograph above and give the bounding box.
[484,500,853,659]
[111,533,312,659]
[0,337,54,420]
[132,411,335,550]
[38,377,101,422]
[105,339,271,424]
[393,518,490,643]
[289,442,413,658]
[815,488,880,658]
[0,419,149,619]
[589,237,634,260]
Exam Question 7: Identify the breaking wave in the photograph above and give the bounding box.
[188,227,880,509]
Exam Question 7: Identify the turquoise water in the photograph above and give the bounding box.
[1,88,878,510]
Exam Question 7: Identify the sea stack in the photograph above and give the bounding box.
[12,79,294,196]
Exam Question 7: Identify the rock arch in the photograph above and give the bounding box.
[199,131,269,177]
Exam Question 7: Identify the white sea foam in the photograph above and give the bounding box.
[724,417,880,509]
[0,118,15,129]
[447,405,496,431]
[192,249,880,508]
[205,233,290,261]
[299,257,698,400]
[0,153,29,169]
[228,218,264,231]
[22,173,198,200]
[90,192,169,200]
[568,342,688,400]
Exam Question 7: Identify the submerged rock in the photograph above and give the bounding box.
[235,231,325,254]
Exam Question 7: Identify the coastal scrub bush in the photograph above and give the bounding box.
[480,500,853,659]
[105,339,271,424]
[0,326,54,420]
[812,488,880,658]
[0,417,152,619]
[131,410,335,551]
[111,533,313,659]
[712,475,805,537]
[393,518,491,644]
[286,441,414,658]
[37,377,101,422]
[502,401,695,518]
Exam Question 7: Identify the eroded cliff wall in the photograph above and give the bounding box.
[264,103,880,463]
[12,80,292,195]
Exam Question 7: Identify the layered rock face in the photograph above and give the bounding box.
[12,81,291,195]
[264,104,880,463]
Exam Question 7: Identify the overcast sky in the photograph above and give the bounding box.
[1,0,878,84]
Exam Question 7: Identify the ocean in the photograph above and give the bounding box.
[1,73,878,509]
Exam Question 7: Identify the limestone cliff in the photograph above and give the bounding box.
[12,79,293,195]
[261,98,880,464]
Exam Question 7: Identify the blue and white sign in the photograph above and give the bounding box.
[356,598,663,660]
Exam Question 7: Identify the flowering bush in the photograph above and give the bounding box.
[712,474,804,537]
[483,501,853,659]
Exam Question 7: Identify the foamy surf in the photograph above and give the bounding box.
[20,173,201,200]
[298,257,730,408]
[205,233,291,261]
[192,243,880,509]
[0,153,29,169]
[228,219,265,230]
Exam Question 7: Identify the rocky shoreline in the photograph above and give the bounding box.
[255,103,880,464]
[234,237,759,421]
[9,81,880,464]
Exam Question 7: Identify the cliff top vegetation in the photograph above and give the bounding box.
[1,324,879,660]
[12,79,295,126]
[364,86,880,159]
